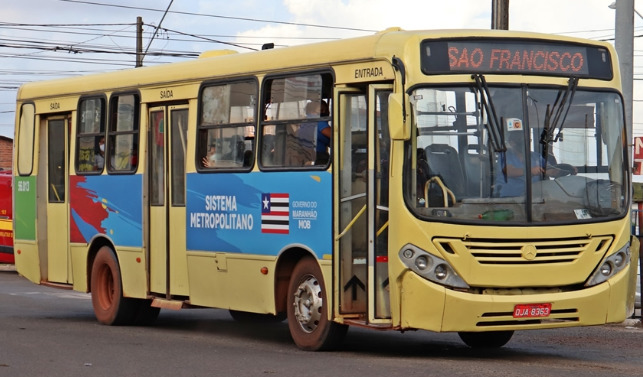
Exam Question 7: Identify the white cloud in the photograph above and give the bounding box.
[1,0,641,139]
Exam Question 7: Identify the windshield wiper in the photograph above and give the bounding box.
[540,77,579,174]
[472,74,506,152]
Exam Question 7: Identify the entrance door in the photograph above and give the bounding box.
[148,105,189,297]
[44,115,71,283]
[336,85,392,323]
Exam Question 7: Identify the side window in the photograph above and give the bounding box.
[260,72,333,169]
[198,80,256,170]
[17,103,35,176]
[108,94,139,173]
[76,97,105,174]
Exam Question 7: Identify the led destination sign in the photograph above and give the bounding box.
[421,39,612,80]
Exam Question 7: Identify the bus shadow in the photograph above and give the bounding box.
[150,309,578,362]
[152,309,294,346]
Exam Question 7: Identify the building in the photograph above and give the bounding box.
[0,136,13,171]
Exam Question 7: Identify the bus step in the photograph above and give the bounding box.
[151,298,185,311]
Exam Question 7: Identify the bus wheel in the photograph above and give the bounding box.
[287,257,347,351]
[90,246,137,325]
[458,331,514,348]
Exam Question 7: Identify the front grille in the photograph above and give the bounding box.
[434,236,612,265]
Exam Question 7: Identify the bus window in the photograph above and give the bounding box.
[76,97,105,174]
[108,94,139,173]
[260,72,333,168]
[17,103,35,176]
[171,108,188,205]
[198,80,257,170]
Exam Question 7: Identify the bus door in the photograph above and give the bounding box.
[336,84,392,323]
[41,115,71,283]
[148,105,189,298]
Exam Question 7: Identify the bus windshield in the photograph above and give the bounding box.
[405,85,627,224]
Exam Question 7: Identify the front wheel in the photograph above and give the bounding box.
[90,246,138,325]
[287,257,347,351]
[458,331,514,348]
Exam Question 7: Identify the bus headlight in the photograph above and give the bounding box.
[585,243,631,287]
[415,255,430,270]
[399,244,469,289]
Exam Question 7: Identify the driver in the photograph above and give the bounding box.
[495,134,574,197]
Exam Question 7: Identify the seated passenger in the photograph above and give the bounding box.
[202,144,219,168]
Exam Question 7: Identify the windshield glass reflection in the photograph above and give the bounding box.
[405,85,627,224]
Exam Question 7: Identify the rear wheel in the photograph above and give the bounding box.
[458,331,514,348]
[287,256,347,351]
[90,246,138,325]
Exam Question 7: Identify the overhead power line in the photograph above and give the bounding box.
[141,0,174,66]
[59,0,377,33]
[0,22,337,43]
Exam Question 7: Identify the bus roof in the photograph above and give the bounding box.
[16,28,615,101]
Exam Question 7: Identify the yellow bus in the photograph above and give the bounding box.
[13,28,639,350]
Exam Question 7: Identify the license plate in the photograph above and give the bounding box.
[513,303,552,318]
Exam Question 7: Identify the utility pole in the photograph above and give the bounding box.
[613,0,634,149]
[491,0,509,30]
[136,16,143,68]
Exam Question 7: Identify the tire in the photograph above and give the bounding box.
[90,246,138,325]
[229,309,286,323]
[287,256,347,351]
[458,331,514,348]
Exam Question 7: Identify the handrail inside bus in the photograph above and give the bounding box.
[418,130,476,136]
[178,116,187,156]
[417,110,477,116]
[336,205,366,241]
[50,184,61,202]
[376,220,389,237]
[340,192,366,203]
[424,176,455,207]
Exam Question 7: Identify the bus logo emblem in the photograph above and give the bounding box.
[521,244,538,261]
[261,193,290,234]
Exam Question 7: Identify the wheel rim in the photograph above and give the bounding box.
[96,264,114,310]
[292,274,323,333]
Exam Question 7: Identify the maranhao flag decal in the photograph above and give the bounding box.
[261,193,289,234]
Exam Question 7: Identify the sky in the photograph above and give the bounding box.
[1,0,641,140]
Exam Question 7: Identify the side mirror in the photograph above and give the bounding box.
[388,93,409,140]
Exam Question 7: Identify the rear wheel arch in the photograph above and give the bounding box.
[274,248,310,314]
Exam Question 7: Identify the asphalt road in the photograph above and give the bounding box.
[1,266,642,377]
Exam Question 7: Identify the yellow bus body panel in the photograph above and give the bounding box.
[115,247,148,299]
[14,240,40,284]
[186,252,277,313]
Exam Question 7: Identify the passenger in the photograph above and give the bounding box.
[243,150,253,167]
[94,137,105,170]
[298,102,318,157]
[315,100,331,165]
[202,144,219,168]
